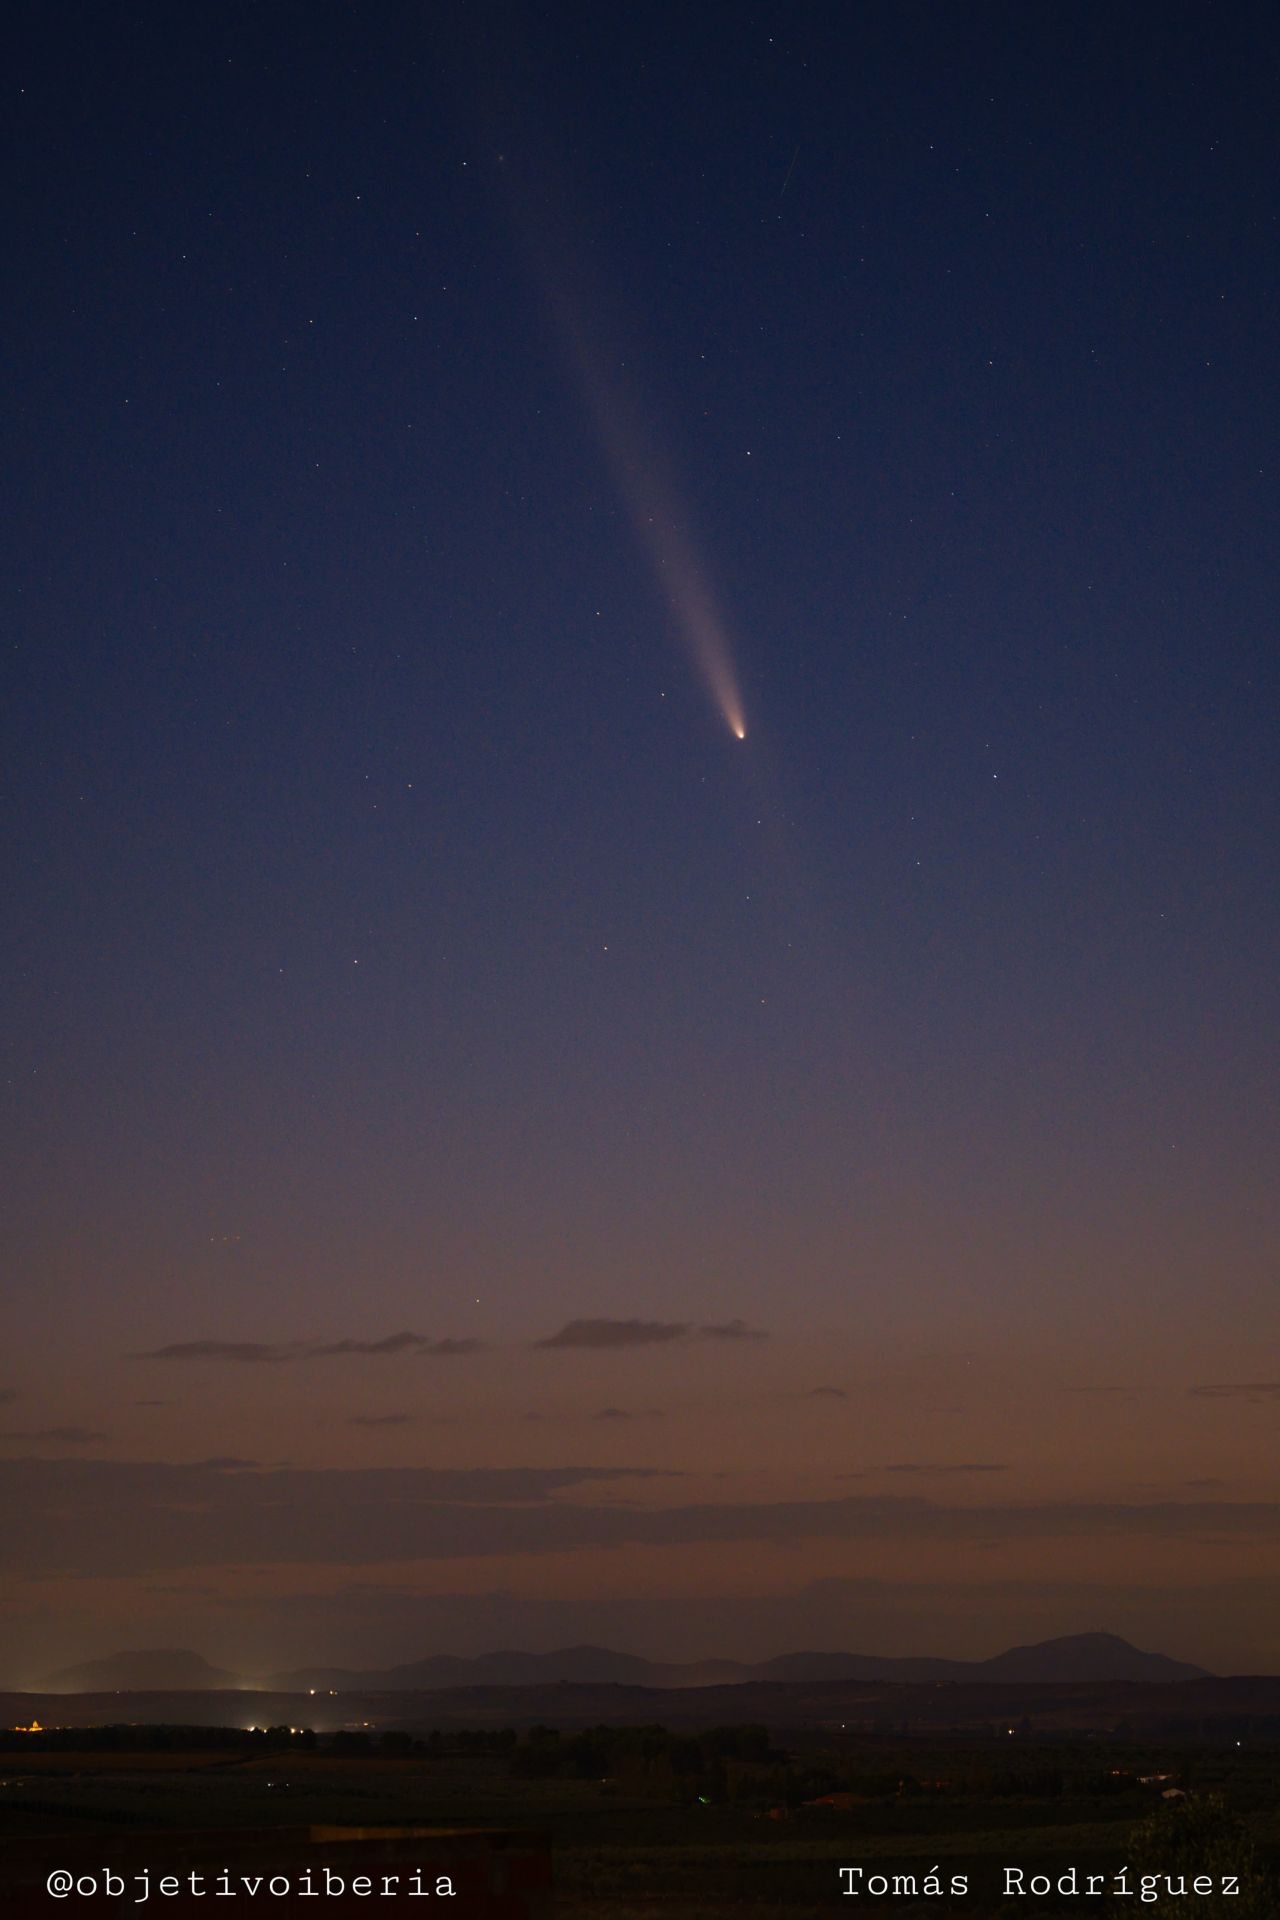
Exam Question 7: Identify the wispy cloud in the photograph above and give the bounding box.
[594,1406,663,1422]
[4,1459,665,1576]
[883,1463,1009,1476]
[138,1341,291,1363]
[806,1386,848,1401]
[0,1427,107,1445]
[1189,1382,1280,1402]
[349,1413,414,1428]
[135,1331,481,1363]
[537,1320,686,1349]
[7,1459,1278,1580]
[313,1333,479,1358]
[536,1317,766,1349]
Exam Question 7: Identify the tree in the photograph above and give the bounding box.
[1124,1793,1271,1918]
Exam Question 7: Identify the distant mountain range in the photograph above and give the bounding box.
[41,1632,1208,1696]
[42,1649,245,1693]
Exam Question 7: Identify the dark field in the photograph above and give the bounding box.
[2,1729,1278,1917]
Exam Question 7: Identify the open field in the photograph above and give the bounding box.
[2,1732,1277,1916]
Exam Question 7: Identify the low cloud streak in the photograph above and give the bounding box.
[883,1463,1009,1476]
[136,1332,481,1364]
[6,1459,1280,1581]
[1189,1383,1280,1401]
[537,1317,765,1349]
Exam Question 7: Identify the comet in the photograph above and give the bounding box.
[528,265,747,740]
[500,156,748,741]
[566,332,748,742]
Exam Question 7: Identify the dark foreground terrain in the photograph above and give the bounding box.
[2,1713,1277,1917]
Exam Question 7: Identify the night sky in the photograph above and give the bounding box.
[4,0,1278,1682]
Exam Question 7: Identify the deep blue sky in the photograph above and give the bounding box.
[3,0,1278,1673]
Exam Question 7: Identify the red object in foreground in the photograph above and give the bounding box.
[0,1825,555,1916]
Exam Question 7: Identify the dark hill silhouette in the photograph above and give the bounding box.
[979,1631,1197,1683]
[264,1632,1206,1693]
[42,1649,245,1693]
[37,1633,1207,1698]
